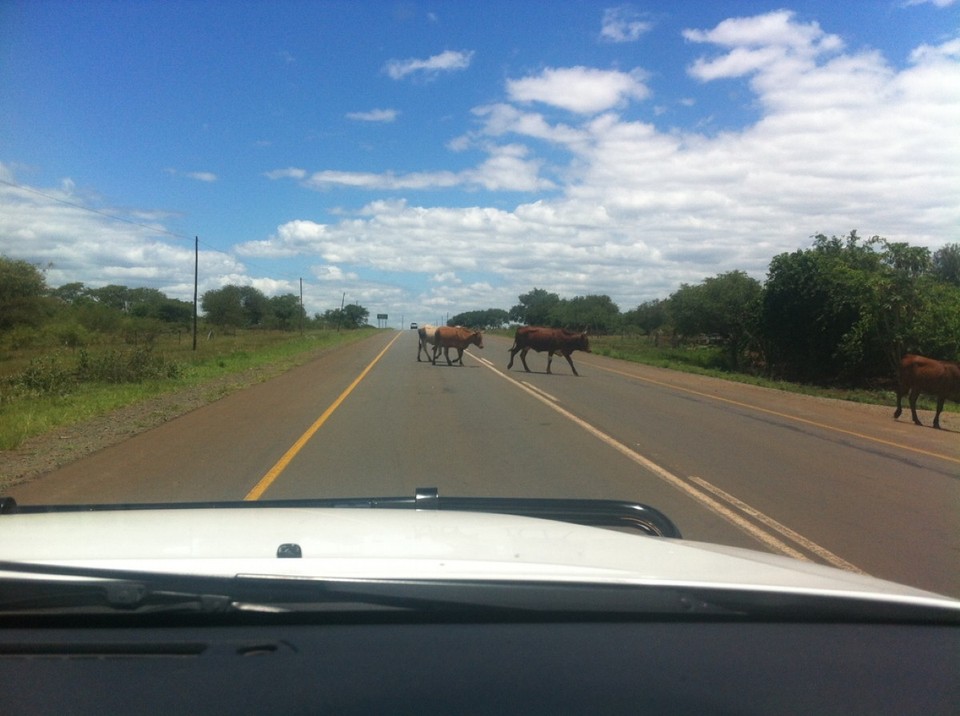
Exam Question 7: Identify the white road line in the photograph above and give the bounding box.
[521,381,559,402]
[474,354,865,572]
[689,477,865,573]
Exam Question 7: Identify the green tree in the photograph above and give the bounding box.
[88,284,132,312]
[550,294,620,333]
[448,308,509,329]
[932,243,960,286]
[268,293,304,330]
[509,288,560,326]
[320,303,369,330]
[201,285,245,328]
[622,299,669,335]
[670,270,761,370]
[0,256,49,329]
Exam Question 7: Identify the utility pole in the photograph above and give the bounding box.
[299,277,304,336]
[192,236,198,351]
[337,291,345,333]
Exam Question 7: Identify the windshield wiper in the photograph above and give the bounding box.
[0,560,739,618]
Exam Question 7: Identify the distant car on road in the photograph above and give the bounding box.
[410,322,418,329]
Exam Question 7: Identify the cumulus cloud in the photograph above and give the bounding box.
[0,168,241,298]
[250,12,960,313]
[384,50,474,80]
[4,11,959,319]
[266,144,554,193]
[600,6,652,43]
[506,66,650,114]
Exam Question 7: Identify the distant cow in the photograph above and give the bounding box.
[507,326,590,376]
[893,354,960,429]
[434,326,484,366]
[417,324,439,362]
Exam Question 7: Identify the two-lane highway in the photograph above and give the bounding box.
[10,330,959,597]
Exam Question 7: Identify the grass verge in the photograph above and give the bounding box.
[0,328,379,450]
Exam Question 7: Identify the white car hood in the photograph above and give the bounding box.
[1,506,957,610]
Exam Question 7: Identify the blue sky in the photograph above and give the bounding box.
[1,1,958,324]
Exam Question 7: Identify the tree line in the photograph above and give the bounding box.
[4,231,958,385]
[453,232,960,386]
[0,261,372,348]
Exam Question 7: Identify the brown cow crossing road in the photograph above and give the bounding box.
[8,330,959,598]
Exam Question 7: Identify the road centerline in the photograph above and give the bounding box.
[244,332,402,501]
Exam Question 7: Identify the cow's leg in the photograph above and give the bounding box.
[519,347,532,372]
[561,350,579,376]
[545,351,554,374]
[933,396,945,429]
[507,343,519,370]
[908,388,923,426]
[430,342,440,365]
[456,347,465,366]
[893,386,904,419]
[444,346,454,366]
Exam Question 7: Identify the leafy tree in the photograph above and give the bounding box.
[0,256,49,329]
[509,288,560,326]
[550,294,620,333]
[932,243,960,286]
[201,285,271,328]
[155,298,194,326]
[622,299,669,335]
[88,284,132,312]
[50,282,91,305]
[320,303,369,330]
[268,293,304,330]
[448,308,509,329]
[201,285,245,327]
[670,270,761,370]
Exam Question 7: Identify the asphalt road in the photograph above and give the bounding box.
[10,330,959,597]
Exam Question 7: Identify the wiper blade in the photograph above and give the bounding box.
[0,560,735,618]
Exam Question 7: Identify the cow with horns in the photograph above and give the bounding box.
[507,326,590,376]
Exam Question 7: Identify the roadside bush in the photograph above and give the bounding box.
[76,346,183,383]
[6,353,76,396]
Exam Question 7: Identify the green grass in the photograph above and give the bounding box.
[0,328,380,450]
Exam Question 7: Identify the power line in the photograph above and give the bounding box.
[0,178,193,240]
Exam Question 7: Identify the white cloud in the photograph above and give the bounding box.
[264,167,307,180]
[384,50,474,80]
[600,6,652,43]
[4,12,959,320]
[186,171,217,183]
[506,66,650,114]
[248,15,960,314]
[268,144,554,193]
[346,108,399,122]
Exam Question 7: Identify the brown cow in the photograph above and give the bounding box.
[433,326,484,366]
[893,354,960,429]
[507,326,590,376]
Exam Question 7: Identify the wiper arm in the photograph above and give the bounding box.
[0,561,739,618]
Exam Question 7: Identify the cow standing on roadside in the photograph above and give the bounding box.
[433,326,484,366]
[893,354,960,430]
[507,326,590,376]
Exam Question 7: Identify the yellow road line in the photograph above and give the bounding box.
[244,332,401,501]
[592,362,959,465]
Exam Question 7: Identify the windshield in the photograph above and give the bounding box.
[0,0,958,604]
